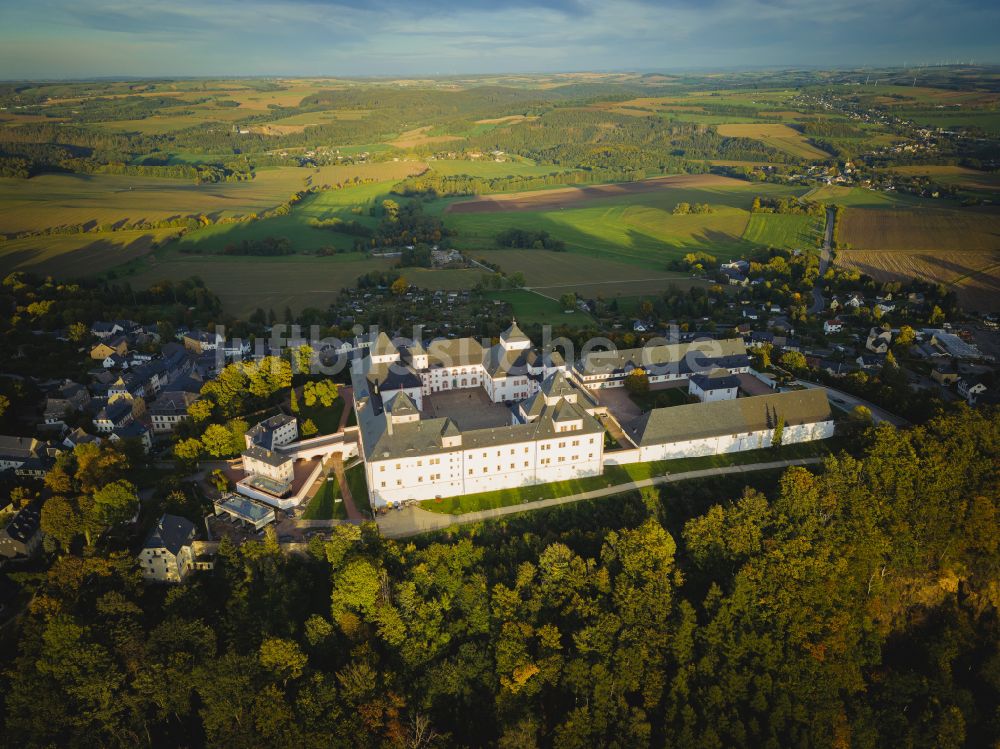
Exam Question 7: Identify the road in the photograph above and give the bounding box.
[376,456,825,539]
[809,207,835,315]
[795,379,910,427]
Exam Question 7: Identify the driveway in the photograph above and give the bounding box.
[795,379,910,427]
[809,207,834,315]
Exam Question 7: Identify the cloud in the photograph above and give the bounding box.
[0,0,996,77]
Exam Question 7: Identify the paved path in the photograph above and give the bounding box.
[376,456,825,539]
[337,387,354,430]
[332,454,364,522]
[809,207,835,315]
[795,379,910,427]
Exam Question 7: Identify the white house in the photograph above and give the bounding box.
[245,413,298,450]
[958,377,988,405]
[688,369,740,402]
[824,319,844,335]
[138,514,197,583]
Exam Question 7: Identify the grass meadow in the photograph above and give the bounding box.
[741,213,823,250]
[442,179,810,268]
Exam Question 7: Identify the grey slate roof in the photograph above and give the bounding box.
[577,338,748,377]
[143,513,196,555]
[244,444,294,468]
[628,389,832,446]
[690,368,741,391]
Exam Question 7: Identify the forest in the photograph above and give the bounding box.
[0,408,996,748]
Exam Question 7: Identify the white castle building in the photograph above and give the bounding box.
[352,322,605,506]
[222,323,835,512]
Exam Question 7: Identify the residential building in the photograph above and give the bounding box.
[824,319,844,335]
[958,377,989,405]
[42,380,91,428]
[138,514,198,583]
[90,335,129,361]
[109,422,152,452]
[0,436,48,475]
[931,366,960,385]
[245,414,298,450]
[0,502,43,558]
[149,391,199,434]
[866,327,893,353]
[688,369,740,402]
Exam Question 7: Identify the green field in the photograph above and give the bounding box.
[0,168,315,235]
[428,159,577,178]
[444,181,812,269]
[742,213,823,250]
[0,229,179,277]
[477,249,711,299]
[483,289,594,327]
[121,252,395,317]
[174,180,394,254]
[802,185,920,208]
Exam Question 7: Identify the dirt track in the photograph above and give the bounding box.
[445,174,746,214]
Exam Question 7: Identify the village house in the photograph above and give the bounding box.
[866,327,893,353]
[149,391,200,434]
[90,335,129,361]
[856,353,886,370]
[930,365,960,386]
[958,377,989,405]
[0,436,51,477]
[0,502,43,558]
[245,414,298,450]
[42,380,91,429]
[90,321,124,339]
[824,319,844,335]
[138,514,198,583]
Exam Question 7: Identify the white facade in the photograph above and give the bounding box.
[636,420,835,463]
[139,544,194,582]
[688,378,738,402]
[243,449,294,486]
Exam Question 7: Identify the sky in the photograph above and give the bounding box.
[0,0,997,79]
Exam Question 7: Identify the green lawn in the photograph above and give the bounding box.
[297,395,345,435]
[421,439,840,514]
[742,213,823,250]
[629,387,694,410]
[302,475,347,520]
[344,463,370,514]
